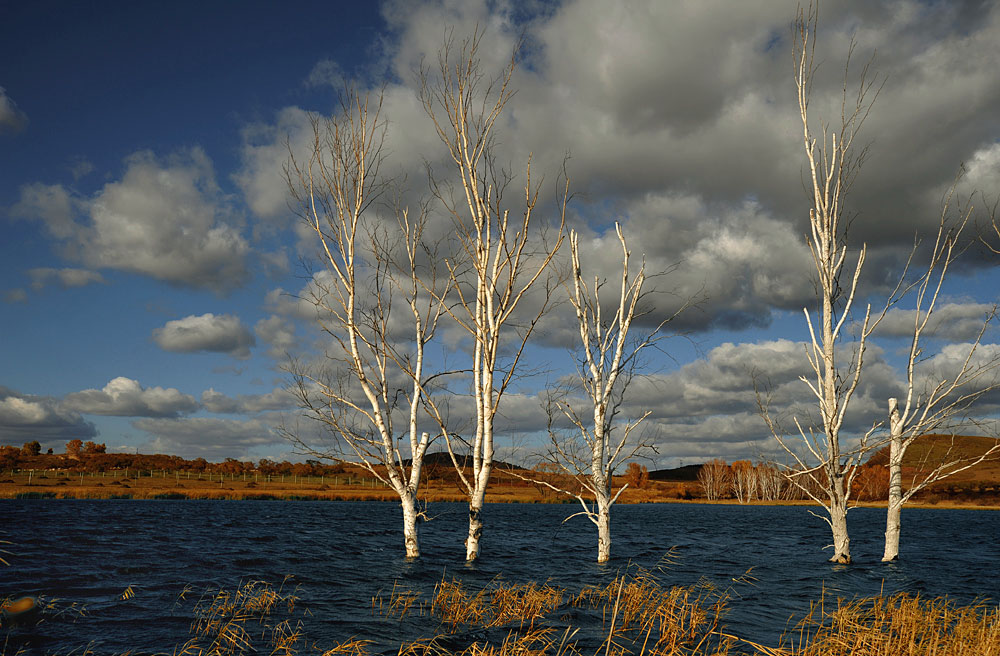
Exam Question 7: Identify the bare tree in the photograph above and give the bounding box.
[730,460,759,504]
[530,225,686,563]
[761,5,891,564]
[284,89,451,559]
[419,30,566,561]
[697,459,731,501]
[756,462,791,501]
[880,199,1000,561]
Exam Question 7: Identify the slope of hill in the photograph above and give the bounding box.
[864,434,1000,479]
[649,464,703,482]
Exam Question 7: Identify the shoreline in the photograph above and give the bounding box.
[2,485,997,510]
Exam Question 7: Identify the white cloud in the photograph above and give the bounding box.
[236,106,313,222]
[558,338,906,463]
[0,387,97,444]
[61,377,199,418]
[357,1,1000,321]
[263,284,319,321]
[0,396,46,424]
[13,183,78,239]
[202,387,296,414]
[28,267,107,291]
[877,302,996,341]
[2,289,27,304]
[14,149,250,293]
[916,342,1000,402]
[69,158,95,181]
[133,417,281,460]
[254,315,297,359]
[305,59,344,88]
[0,87,28,134]
[201,388,241,414]
[153,313,256,359]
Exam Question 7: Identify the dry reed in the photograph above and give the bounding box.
[429,579,564,630]
[766,591,1000,656]
[570,569,733,656]
[5,572,1000,656]
[183,577,301,656]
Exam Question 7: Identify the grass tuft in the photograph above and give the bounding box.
[181,577,301,655]
[767,591,1000,656]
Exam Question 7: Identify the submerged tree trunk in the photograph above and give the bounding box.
[596,494,611,563]
[466,502,484,561]
[829,490,851,564]
[401,491,420,559]
[883,496,903,563]
[828,464,852,563]
[883,398,904,562]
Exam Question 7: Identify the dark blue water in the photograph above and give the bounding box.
[1,500,998,654]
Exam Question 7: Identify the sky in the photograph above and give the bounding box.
[2,0,1000,467]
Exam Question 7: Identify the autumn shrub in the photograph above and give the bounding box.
[624,462,650,489]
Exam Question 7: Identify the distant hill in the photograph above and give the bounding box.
[412,453,704,480]
[865,434,1000,471]
[406,451,524,471]
[649,464,703,482]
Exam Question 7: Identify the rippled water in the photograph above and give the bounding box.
[1,500,998,654]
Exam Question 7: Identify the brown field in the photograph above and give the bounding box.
[1,467,998,508]
[2,433,999,507]
[0,466,701,503]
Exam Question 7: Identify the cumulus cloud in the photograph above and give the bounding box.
[235,0,1000,336]
[61,377,199,418]
[201,387,296,414]
[0,386,97,444]
[133,417,280,460]
[201,388,241,414]
[254,315,297,359]
[13,149,250,293]
[914,342,1000,407]
[13,183,78,239]
[153,313,256,359]
[3,289,27,304]
[69,158,95,181]
[28,267,107,291]
[263,284,321,321]
[236,107,314,222]
[0,87,28,134]
[877,302,996,341]
[549,338,903,463]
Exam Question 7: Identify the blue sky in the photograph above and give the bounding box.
[3,0,1000,465]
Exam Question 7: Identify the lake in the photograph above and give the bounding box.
[1,500,998,654]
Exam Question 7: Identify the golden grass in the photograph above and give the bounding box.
[570,571,732,656]
[365,571,1000,656]
[762,592,1000,656]
[3,572,1000,656]
[0,471,702,504]
[397,626,578,656]
[180,577,301,656]
[430,579,564,630]
[367,568,733,656]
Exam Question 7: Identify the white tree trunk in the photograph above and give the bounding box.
[596,496,611,563]
[465,501,484,561]
[401,491,420,559]
[883,496,902,563]
[829,493,851,564]
[883,398,904,562]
